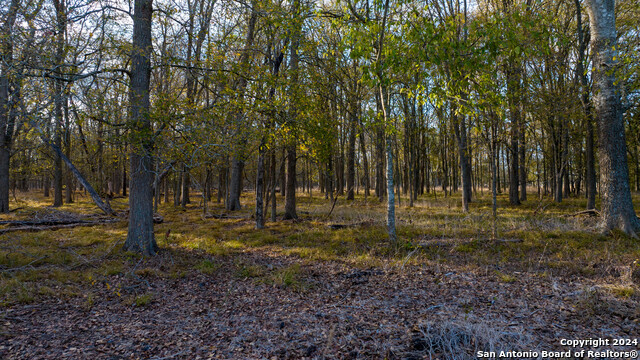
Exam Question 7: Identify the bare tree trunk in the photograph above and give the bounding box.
[452,105,471,212]
[44,176,50,197]
[346,99,356,201]
[262,47,283,224]
[270,148,276,222]
[380,84,395,243]
[124,0,157,255]
[64,92,73,204]
[586,0,640,236]
[52,0,66,208]
[575,0,596,210]
[279,147,286,197]
[122,149,127,197]
[256,143,265,229]
[283,0,301,220]
[519,115,527,201]
[283,144,297,219]
[359,129,370,200]
[0,0,19,213]
[507,64,521,206]
[226,4,257,211]
[227,158,244,211]
[181,164,190,207]
[491,121,498,240]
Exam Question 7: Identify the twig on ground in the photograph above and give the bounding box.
[0,256,47,273]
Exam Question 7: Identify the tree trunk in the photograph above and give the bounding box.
[227,158,244,211]
[575,0,596,210]
[181,164,190,207]
[225,4,257,211]
[346,100,356,200]
[279,147,286,197]
[452,106,471,212]
[283,144,297,219]
[519,116,527,201]
[124,0,157,255]
[283,0,301,220]
[586,0,640,236]
[360,129,370,199]
[0,148,9,212]
[491,120,498,240]
[507,64,521,206]
[256,142,265,229]
[64,94,73,204]
[270,147,277,222]
[0,0,18,213]
[52,2,65,207]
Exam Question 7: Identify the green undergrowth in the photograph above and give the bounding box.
[0,190,639,307]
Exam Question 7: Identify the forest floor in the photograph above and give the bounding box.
[0,190,639,359]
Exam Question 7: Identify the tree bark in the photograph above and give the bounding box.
[346,97,357,201]
[181,164,190,207]
[507,64,521,205]
[124,0,157,255]
[226,4,257,211]
[283,144,297,220]
[227,158,244,210]
[0,0,19,213]
[575,0,596,210]
[52,0,66,208]
[359,128,370,199]
[283,0,301,220]
[452,105,472,212]
[586,0,640,236]
[256,143,265,228]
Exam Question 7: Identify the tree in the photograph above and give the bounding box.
[574,0,596,210]
[585,0,640,236]
[0,0,20,213]
[123,0,157,255]
[226,3,257,211]
[283,0,303,220]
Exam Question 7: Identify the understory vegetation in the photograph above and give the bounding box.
[1,190,638,358]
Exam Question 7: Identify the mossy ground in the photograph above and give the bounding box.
[1,188,639,307]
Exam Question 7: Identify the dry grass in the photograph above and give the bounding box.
[0,189,639,308]
[407,319,537,360]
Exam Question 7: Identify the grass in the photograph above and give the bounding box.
[195,259,219,274]
[0,189,639,307]
[134,293,153,307]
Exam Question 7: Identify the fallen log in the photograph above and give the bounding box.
[564,209,600,217]
[327,221,374,229]
[204,213,244,220]
[0,219,121,234]
[0,219,107,226]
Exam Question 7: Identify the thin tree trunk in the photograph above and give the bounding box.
[256,142,265,229]
[346,99,356,200]
[226,4,257,211]
[575,0,596,210]
[181,164,190,207]
[452,105,471,212]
